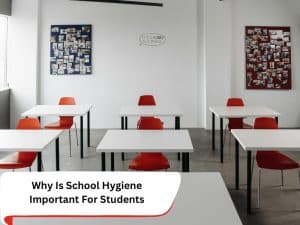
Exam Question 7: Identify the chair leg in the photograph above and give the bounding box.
[298,169,300,185]
[281,170,284,187]
[251,154,255,183]
[223,124,228,147]
[258,169,261,208]
[74,123,79,146]
[29,167,31,172]
[68,129,72,157]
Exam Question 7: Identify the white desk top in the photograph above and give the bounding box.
[120,105,183,117]
[0,130,63,151]
[22,105,92,117]
[209,106,280,118]
[231,129,300,151]
[97,130,193,153]
[14,173,242,225]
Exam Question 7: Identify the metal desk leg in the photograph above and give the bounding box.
[80,116,84,159]
[102,152,106,171]
[37,152,42,172]
[87,111,90,147]
[182,153,189,172]
[111,153,115,171]
[125,117,128,129]
[212,113,215,151]
[121,116,125,161]
[235,139,239,190]
[175,116,181,161]
[182,153,186,172]
[56,138,60,171]
[247,151,252,214]
[220,118,224,163]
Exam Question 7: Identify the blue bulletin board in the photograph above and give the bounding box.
[50,24,92,75]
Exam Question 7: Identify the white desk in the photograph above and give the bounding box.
[120,105,184,161]
[22,105,93,159]
[231,129,300,214]
[13,173,242,225]
[97,130,193,172]
[209,106,280,163]
[0,130,63,171]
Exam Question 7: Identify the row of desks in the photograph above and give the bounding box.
[2,104,296,215]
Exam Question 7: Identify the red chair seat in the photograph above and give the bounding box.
[256,151,300,170]
[44,122,72,129]
[129,153,170,171]
[0,152,35,169]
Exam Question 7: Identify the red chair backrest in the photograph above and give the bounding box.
[16,118,40,165]
[226,98,244,107]
[138,95,156,106]
[254,117,278,129]
[59,97,75,126]
[138,117,163,130]
[226,98,244,130]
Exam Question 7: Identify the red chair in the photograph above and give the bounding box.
[45,97,78,157]
[254,117,300,207]
[0,118,41,171]
[137,95,157,127]
[226,98,252,130]
[129,117,170,171]
[224,98,253,145]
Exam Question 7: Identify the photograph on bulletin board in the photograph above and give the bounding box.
[245,26,291,90]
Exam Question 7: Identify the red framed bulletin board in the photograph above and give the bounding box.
[245,26,291,90]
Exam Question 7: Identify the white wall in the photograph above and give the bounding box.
[8,0,300,129]
[7,0,39,128]
[38,0,198,129]
[203,0,232,128]
[231,0,300,128]
[202,0,300,129]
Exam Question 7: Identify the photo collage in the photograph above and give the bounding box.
[245,26,291,90]
[50,24,92,75]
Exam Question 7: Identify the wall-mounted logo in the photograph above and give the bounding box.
[139,33,166,46]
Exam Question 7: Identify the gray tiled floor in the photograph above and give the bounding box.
[0,128,300,224]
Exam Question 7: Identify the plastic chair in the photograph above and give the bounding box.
[226,98,253,130]
[0,118,41,171]
[224,98,252,145]
[254,117,300,208]
[129,117,170,171]
[45,97,78,157]
[137,95,157,127]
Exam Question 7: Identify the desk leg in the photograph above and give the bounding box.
[275,116,279,125]
[102,152,106,171]
[247,151,252,214]
[37,152,42,172]
[87,111,91,148]
[235,139,239,190]
[175,116,181,161]
[182,153,189,172]
[121,116,125,161]
[220,118,224,163]
[56,138,60,171]
[125,116,128,129]
[80,116,84,159]
[212,113,215,151]
[182,153,185,172]
[111,153,115,171]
